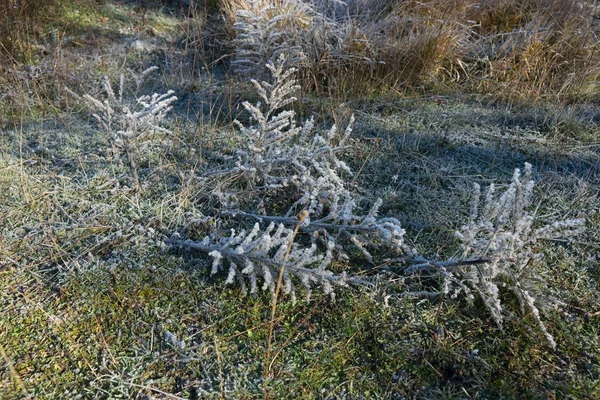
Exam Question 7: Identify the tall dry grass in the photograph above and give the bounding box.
[0,0,58,62]
[460,0,600,101]
[219,0,600,102]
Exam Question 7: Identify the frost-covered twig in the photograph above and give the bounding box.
[205,56,404,262]
[231,1,306,78]
[403,258,491,274]
[222,209,402,234]
[184,54,406,301]
[167,221,367,303]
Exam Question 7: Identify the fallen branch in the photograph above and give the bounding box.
[404,258,490,275]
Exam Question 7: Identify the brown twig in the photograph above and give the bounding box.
[0,341,29,398]
[263,210,308,399]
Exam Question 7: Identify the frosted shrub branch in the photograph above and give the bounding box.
[439,163,585,348]
[231,1,306,78]
[172,51,585,347]
[202,55,405,266]
[66,67,177,189]
[180,55,405,301]
[168,220,355,303]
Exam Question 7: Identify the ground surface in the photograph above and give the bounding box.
[1,1,599,399]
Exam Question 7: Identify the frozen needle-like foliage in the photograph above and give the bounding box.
[449,163,585,348]
[232,56,354,196]
[169,221,350,303]
[234,56,302,164]
[173,49,582,348]
[213,55,405,262]
[224,195,405,265]
[67,67,177,188]
[231,0,307,78]
[182,54,405,301]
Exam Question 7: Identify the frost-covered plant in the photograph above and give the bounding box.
[66,67,177,188]
[176,46,586,347]
[278,180,405,264]
[208,55,405,261]
[173,55,405,301]
[229,57,352,193]
[231,0,307,78]
[444,163,585,348]
[175,48,585,346]
[224,195,405,266]
[234,56,303,178]
[218,56,350,193]
[169,219,354,303]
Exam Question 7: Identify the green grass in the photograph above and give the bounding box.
[1,248,598,398]
[1,1,599,398]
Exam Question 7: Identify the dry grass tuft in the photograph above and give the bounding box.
[218,0,600,102]
[462,0,600,101]
[0,0,58,62]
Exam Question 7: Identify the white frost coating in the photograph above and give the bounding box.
[231,3,305,79]
[208,250,223,275]
[452,163,585,347]
[195,53,406,300]
[179,20,586,348]
[68,67,177,188]
[225,264,237,285]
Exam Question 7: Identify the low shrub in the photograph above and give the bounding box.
[165,55,585,348]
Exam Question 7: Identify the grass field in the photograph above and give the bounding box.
[1,1,599,398]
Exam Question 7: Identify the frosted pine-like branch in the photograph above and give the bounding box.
[205,56,405,262]
[231,1,306,78]
[79,72,177,148]
[168,222,355,303]
[445,163,585,348]
[222,198,405,264]
[234,56,301,160]
[214,55,353,195]
[67,68,177,188]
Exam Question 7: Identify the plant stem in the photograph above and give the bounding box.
[263,210,308,399]
[124,141,140,190]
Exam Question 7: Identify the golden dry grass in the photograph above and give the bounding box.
[220,0,600,102]
[0,0,58,62]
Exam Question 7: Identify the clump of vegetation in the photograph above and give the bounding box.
[1,0,599,398]
[230,1,306,78]
[66,67,177,189]
[167,55,586,349]
[0,0,58,62]
[222,0,600,101]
